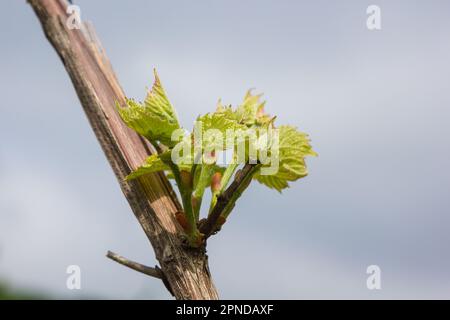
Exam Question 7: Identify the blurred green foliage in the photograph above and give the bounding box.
[0,281,46,300]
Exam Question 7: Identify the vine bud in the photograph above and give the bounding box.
[211,172,222,193]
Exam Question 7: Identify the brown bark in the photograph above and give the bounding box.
[28,0,218,299]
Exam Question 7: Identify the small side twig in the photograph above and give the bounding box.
[106,251,175,296]
[106,250,163,279]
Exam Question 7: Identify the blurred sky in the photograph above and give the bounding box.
[1,0,450,299]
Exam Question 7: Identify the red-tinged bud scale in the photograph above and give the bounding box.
[191,196,200,211]
[211,172,222,192]
[216,215,226,226]
[175,211,190,232]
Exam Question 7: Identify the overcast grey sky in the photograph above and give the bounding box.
[1,0,450,299]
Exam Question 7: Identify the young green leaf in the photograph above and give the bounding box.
[118,70,180,147]
[235,90,264,125]
[196,112,245,142]
[254,125,317,192]
[125,153,170,180]
[215,90,264,126]
[143,70,179,126]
